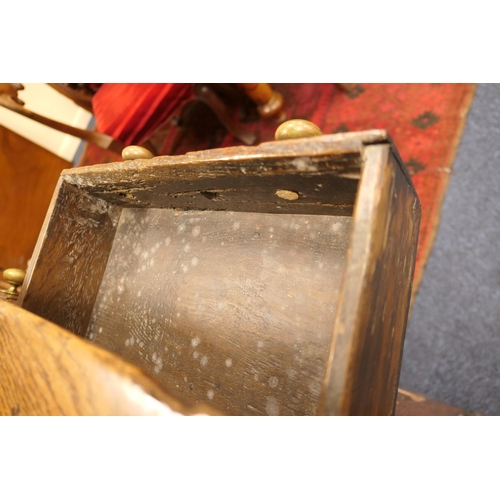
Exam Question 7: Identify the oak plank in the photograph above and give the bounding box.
[0,301,220,416]
[320,146,421,415]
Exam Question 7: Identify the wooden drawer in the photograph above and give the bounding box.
[15,129,420,415]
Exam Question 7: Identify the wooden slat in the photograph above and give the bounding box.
[319,146,421,415]
[19,180,122,336]
[0,301,220,416]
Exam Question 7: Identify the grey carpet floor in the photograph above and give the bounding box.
[399,83,500,416]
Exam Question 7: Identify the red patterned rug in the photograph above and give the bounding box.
[77,83,476,297]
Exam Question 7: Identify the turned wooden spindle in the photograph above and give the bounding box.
[237,84,286,122]
[0,268,26,302]
[274,119,323,141]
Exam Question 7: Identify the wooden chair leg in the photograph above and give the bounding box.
[237,84,286,122]
[193,84,257,146]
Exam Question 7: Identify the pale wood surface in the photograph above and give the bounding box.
[0,301,220,416]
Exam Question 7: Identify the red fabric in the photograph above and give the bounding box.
[92,83,193,145]
[79,84,476,295]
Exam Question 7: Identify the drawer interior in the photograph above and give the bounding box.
[85,208,351,415]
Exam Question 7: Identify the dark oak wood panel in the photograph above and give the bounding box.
[19,180,122,336]
[320,146,421,415]
[60,132,391,216]
[86,209,351,415]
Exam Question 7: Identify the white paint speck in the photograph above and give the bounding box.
[257,341,264,348]
[200,356,208,367]
[191,257,198,266]
[182,265,189,273]
[268,376,279,388]
[331,221,342,232]
[98,327,103,334]
[184,243,191,253]
[266,396,280,416]
[233,221,240,231]
[193,351,200,359]
[192,226,201,237]
[139,341,144,348]
[207,390,214,400]
[137,290,142,297]
[308,380,322,397]
[191,337,201,348]
[225,358,232,367]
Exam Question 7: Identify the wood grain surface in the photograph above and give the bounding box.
[85,209,351,415]
[19,180,122,336]
[18,130,420,415]
[320,145,421,415]
[0,300,220,416]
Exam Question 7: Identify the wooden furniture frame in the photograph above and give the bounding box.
[0,83,285,157]
[6,130,420,416]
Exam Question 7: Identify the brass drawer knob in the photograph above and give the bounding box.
[1,268,26,301]
[122,145,154,160]
[275,119,323,141]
